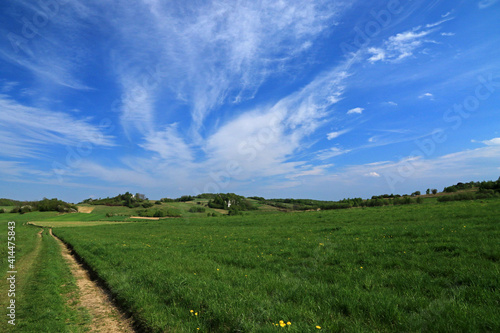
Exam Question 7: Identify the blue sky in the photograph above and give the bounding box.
[1,0,499,202]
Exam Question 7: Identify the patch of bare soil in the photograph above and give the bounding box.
[50,229,135,333]
[129,216,160,220]
[77,206,95,213]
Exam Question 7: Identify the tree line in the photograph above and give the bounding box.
[0,198,77,214]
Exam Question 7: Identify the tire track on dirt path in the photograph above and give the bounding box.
[49,228,135,333]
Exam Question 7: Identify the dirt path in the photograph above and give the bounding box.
[49,229,135,333]
[129,216,160,220]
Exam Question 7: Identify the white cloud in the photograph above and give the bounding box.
[441,32,455,36]
[0,80,19,93]
[327,129,350,140]
[109,0,347,136]
[287,164,333,179]
[387,101,398,106]
[426,17,454,28]
[140,124,194,163]
[0,1,95,90]
[317,147,351,160]
[419,92,434,99]
[200,59,351,181]
[72,161,157,187]
[366,172,381,177]
[367,27,436,63]
[367,47,386,63]
[478,0,499,9]
[347,107,364,115]
[0,95,115,158]
[480,138,500,146]
[119,81,155,137]
[339,146,500,191]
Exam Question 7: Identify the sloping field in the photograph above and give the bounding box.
[53,199,500,332]
[77,206,95,213]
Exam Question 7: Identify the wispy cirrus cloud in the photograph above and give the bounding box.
[366,14,455,64]
[316,147,351,160]
[200,59,351,181]
[139,124,194,164]
[0,1,95,90]
[108,0,349,136]
[367,26,439,63]
[0,95,114,158]
[478,0,499,9]
[327,129,351,140]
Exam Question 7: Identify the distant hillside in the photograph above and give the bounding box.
[80,192,148,208]
[0,198,21,206]
[0,198,77,214]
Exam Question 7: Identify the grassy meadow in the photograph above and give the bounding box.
[48,199,500,332]
[0,223,89,332]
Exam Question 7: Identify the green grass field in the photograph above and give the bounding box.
[0,223,89,332]
[49,199,500,332]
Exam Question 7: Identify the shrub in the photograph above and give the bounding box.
[20,205,33,214]
[228,208,243,216]
[443,186,458,193]
[189,206,206,213]
[166,208,182,217]
[431,189,438,195]
[437,192,476,202]
[154,201,162,205]
[153,210,166,217]
[142,202,154,208]
[0,208,5,213]
[398,196,413,205]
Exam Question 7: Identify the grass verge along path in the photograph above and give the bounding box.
[1,224,90,332]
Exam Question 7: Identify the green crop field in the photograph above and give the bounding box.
[46,199,500,332]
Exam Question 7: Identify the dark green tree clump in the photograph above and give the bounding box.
[81,192,147,208]
[9,198,77,214]
[208,193,256,214]
[0,198,21,206]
